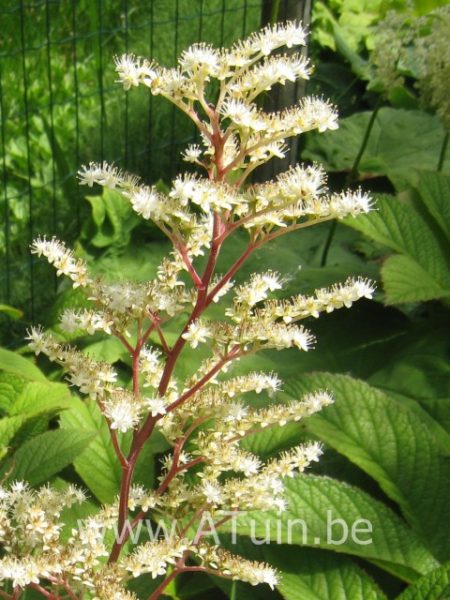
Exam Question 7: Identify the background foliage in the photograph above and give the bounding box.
[1,0,449,599]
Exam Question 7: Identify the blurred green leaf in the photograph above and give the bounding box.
[303,109,450,190]
[0,348,46,381]
[225,540,387,600]
[0,304,23,319]
[82,187,140,249]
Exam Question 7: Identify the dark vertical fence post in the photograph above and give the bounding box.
[258,0,311,180]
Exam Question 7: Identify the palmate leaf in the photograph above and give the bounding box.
[82,187,140,249]
[231,474,438,582]
[285,373,450,562]
[8,380,72,417]
[0,371,74,458]
[0,415,26,459]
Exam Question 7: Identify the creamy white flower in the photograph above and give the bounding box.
[129,187,161,220]
[103,396,140,432]
[182,320,212,348]
[145,396,167,417]
[201,481,223,505]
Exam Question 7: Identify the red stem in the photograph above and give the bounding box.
[28,584,59,599]
[176,243,203,288]
[166,347,239,414]
[147,311,171,354]
[206,242,256,304]
[109,109,233,570]
[147,568,181,600]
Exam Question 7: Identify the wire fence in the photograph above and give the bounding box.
[0,0,263,344]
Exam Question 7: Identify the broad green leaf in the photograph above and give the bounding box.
[285,373,450,561]
[127,574,163,599]
[346,195,449,284]
[59,398,124,503]
[242,421,307,457]
[417,171,450,240]
[83,336,130,364]
[381,254,449,303]
[231,475,439,580]
[303,108,450,189]
[0,415,25,458]
[345,194,450,303]
[8,381,72,416]
[368,322,450,401]
[210,573,274,600]
[0,349,46,381]
[369,323,450,446]
[0,372,27,412]
[396,562,450,599]
[276,551,386,600]
[227,539,387,600]
[133,431,171,489]
[9,428,96,486]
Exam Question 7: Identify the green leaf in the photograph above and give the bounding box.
[285,373,450,561]
[0,372,27,413]
[396,562,450,599]
[133,430,171,489]
[82,336,130,364]
[232,475,439,581]
[227,539,387,600]
[0,415,25,458]
[271,546,386,600]
[8,381,72,416]
[59,398,124,503]
[348,195,448,282]
[303,108,450,189]
[82,187,140,249]
[242,421,306,457]
[0,304,23,319]
[0,349,46,381]
[381,254,448,303]
[9,428,96,486]
[345,194,450,303]
[417,171,450,240]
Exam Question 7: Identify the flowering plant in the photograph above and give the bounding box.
[1,21,373,599]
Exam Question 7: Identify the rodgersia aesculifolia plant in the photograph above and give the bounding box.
[2,21,375,599]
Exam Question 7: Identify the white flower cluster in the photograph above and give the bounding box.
[31,236,89,288]
[17,20,377,599]
[197,543,279,589]
[229,276,376,323]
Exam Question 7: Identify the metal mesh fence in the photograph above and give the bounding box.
[0,0,262,344]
